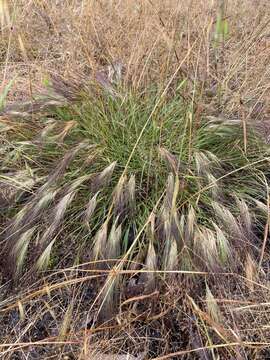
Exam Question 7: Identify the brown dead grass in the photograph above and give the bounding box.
[1,0,270,116]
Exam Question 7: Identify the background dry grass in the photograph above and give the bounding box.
[1,1,270,359]
[1,0,270,114]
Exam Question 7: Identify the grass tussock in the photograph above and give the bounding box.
[0,0,270,359]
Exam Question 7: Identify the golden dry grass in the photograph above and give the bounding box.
[1,0,270,114]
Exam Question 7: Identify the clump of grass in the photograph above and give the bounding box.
[0,0,270,357]
[1,84,269,281]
